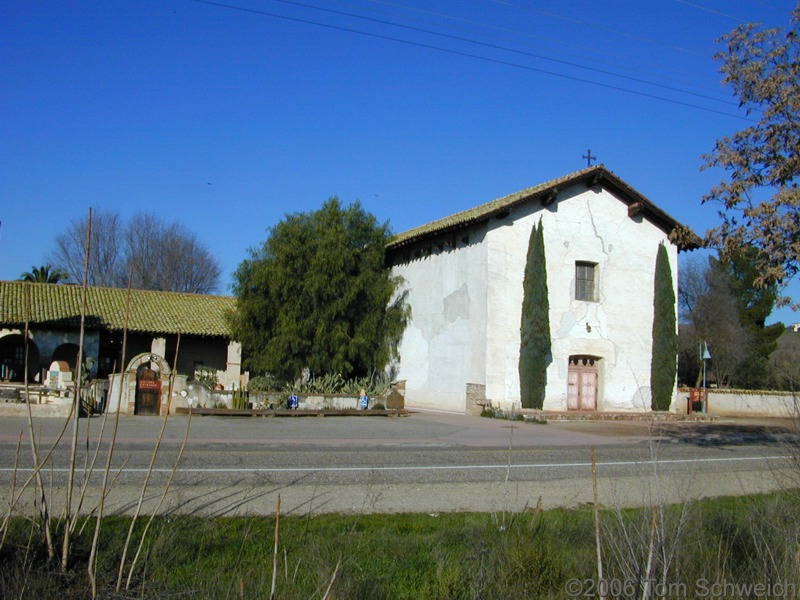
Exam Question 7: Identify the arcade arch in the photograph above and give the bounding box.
[0,330,40,383]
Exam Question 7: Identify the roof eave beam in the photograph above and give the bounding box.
[628,202,644,218]
[587,172,604,188]
[541,188,558,207]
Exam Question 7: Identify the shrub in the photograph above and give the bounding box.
[247,375,279,392]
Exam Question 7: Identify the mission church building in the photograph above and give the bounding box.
[386,165,699,414]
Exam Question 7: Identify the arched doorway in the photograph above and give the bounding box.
[135,363,161,415]
[126,353,171,416]
[52,343,81,372]
[567,355,599,411]
[0,332,40,383]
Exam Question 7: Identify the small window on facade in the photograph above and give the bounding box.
[575,262,597,301]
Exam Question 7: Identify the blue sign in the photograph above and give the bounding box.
[359,395,368,409]
[289,394,299,409]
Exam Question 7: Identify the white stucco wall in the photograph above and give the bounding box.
[702,389,799,417]
[391,181,680,413]
[484,184,678,412]
[391,224,489,411]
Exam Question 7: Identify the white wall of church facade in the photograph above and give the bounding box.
[393,182,680,413]
[392,224,489,412]
[484,185,679,412]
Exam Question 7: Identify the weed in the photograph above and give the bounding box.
[481,406,544,424]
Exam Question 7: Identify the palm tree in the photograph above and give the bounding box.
[19,265,69,284]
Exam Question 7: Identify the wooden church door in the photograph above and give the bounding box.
[567,356,598,411]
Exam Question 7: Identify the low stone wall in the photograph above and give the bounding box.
[261,392,396,410]
[175,385,396,411]
[0,380,406,417]
[0,402,72,418]
[0,383,89,419]
[679,387,800,418]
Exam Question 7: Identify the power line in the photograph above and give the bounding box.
[673,0,752,23]
[362,0,730,98]
[190,0,752,121]
[266,0,737,107]
[491,0,708,57]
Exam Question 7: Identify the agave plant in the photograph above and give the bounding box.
[282,372,390,396]
[341,372,391,396]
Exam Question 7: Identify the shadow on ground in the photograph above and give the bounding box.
[655,421,800,447]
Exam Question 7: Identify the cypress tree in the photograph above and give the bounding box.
[650,243,678,411]
[519,219,551,409]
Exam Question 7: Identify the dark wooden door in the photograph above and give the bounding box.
[135,365,161,415]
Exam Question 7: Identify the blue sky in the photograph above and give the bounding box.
[1,0,797,324]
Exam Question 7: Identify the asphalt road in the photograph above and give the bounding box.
[0,409,796,516]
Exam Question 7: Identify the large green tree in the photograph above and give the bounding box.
[771,327,800,391]
[230,198,408,382]
[678,248,784,389]
[678,253,751,388]
[651,243,677,411]
[714,248,784,388]
[519,219,550,409]
[702,6,800,304]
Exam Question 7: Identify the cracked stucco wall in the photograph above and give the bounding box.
[390,224,489,412]
[485,183,678,412]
